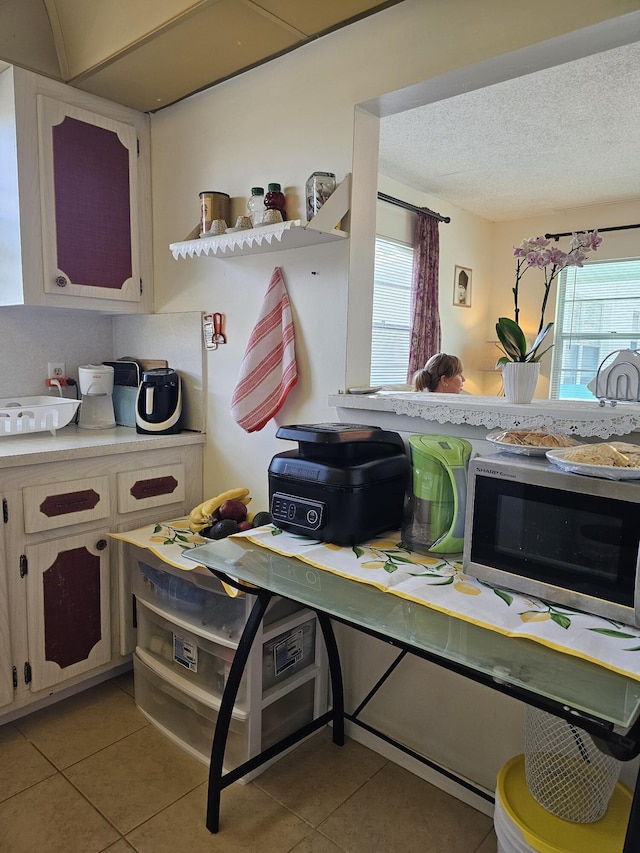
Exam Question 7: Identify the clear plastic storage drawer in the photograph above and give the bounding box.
[136,599,246,706]
[132,557,247,639]
[262,680,316,750]
[133,652,248,770]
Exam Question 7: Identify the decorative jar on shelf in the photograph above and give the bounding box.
[306,172,336,221]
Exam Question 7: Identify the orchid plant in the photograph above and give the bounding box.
[496,230,603,365]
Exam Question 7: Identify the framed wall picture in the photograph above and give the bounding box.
[454,265,472,307]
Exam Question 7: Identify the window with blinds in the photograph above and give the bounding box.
[550,258,640,399]
[370,236,413,385]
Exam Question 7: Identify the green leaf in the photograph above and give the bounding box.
[589,628,638,639]
[551,612,571,630]
[408,571,449,578]
[353,545,365,558]
[527,323,554,361]
[271,527,283,536]
[623,645,640,651]
[153,523,162,533]
[384,560,398,573]
[529,343,554,363]
[493,589,514,606]
[384,553,416,564]
[496,317,527,361]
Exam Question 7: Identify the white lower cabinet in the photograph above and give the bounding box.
[129,547,328,777]
[0,435,204,722]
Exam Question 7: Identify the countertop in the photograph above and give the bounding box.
[329,392,640,438]
[0,426,205,469]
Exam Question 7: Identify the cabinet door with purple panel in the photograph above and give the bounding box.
[37,95,141,303]
[24,529,111,692]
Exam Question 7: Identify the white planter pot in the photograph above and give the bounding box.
[502,362,540,404]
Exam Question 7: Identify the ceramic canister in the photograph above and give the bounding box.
[199,191,230,232]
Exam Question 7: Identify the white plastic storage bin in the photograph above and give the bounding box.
[262,617,317,692]
[135,599,246,706]
[133,557,247,639]
[133,651,249,770]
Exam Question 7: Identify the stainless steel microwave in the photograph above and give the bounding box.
[462,453,640,626]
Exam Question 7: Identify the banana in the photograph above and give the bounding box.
[189,487,251,524]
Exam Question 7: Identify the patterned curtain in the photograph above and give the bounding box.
[407,212,441,381]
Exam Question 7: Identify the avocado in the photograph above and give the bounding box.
[209,519,240,539]
[252,511,272,527]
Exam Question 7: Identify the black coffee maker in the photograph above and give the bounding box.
[135,368,182,434]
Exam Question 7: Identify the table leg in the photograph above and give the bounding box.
[206,590,271,833]
[623,774,640,853]
[316,610,345,746]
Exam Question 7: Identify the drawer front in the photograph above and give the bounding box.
[136,599,241,700]
[117,464,185,514]
[23,476,111,533]
[132,557,247,641]
[133,652,249,770]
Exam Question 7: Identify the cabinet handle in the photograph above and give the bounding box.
[96,538,108,551]
[55,275,68,288]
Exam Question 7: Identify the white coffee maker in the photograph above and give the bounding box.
[78,364,116,429]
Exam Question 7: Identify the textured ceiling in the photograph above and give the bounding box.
[378,42,640,222]
[0,0,403,112]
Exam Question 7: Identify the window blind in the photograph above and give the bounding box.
[370,237,413,385]
[550,258,640,399]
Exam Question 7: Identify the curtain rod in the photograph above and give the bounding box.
[545,223,640,241]
[377,191,451,223]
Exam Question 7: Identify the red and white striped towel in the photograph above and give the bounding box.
[231,267,298,432]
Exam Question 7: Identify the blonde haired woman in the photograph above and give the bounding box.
[413,353,465,393]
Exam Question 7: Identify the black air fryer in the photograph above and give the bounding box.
[135,368,182,435]
[268,423,410,546]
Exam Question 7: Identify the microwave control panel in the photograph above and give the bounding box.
[270,492,325,531]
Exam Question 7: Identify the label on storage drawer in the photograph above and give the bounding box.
[273,628,303,676]
[173,633,198,672]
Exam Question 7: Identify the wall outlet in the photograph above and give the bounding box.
[47,362,65,379]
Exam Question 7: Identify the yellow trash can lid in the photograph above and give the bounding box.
[497,755,632,853]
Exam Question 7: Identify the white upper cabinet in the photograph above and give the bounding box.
[0,65,152,313]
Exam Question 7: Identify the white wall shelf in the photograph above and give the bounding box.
[170,175,350,260]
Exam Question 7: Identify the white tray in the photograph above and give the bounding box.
[486,430,580,456]
[0,396,80,436]
[546,446,640,480]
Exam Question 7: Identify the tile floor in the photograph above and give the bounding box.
[0,671,497,853]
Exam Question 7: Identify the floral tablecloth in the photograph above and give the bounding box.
[240,525,640,683]
[110,520,241,597]
[111,519,640,682]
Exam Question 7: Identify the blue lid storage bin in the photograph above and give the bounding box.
[133,558,247,639]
